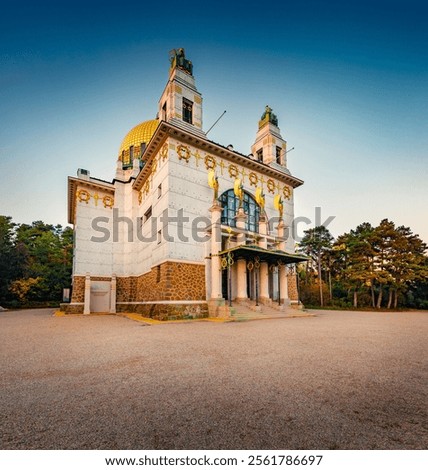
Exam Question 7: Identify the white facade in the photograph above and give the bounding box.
[65,49,305,316]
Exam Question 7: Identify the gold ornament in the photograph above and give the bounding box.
[143,180,150,195]
[283,185,292,200]
[267,178,276,194]
[208,170,219,201]
[160,143,168,161]
[255,187,265,209]
[151,158,158,174]
[177,144,191,162]
[234,178,244,208]
[248,172,258,187]
[204,155,216,170]
[228,164,239,178]
[77,189,90,204]
[102,195,114,209]
[274,194,284,219]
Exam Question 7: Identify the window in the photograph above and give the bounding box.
[144,206,152,223]
[182,98,193,124]
[276,146,282,164]
[129,145,134,160]
[157,184,162,199]
[162,102,167,121]
[256,149,263,162]
[219,189,261,233]
[157,229,162,244]
[140,142,146,156]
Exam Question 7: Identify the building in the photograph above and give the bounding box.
[64,48,307,318]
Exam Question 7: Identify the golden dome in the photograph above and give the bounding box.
[118,119,159,156]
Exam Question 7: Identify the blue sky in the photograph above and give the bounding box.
[1,0,427,242]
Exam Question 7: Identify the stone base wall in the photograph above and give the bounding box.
[70,276,85,303]
[60,303,84,314]
[287,274,299,301]
[117,302,208,321]
[117,262,206,303]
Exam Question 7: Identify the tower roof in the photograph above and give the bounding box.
[118,119,159,156]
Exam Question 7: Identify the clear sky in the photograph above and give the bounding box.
[1,0,427,242]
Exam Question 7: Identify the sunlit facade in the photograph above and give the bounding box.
[63,49,306,318]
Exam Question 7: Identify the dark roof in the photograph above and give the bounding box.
[217,245,309,265]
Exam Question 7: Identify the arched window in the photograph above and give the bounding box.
[219,189,260,233]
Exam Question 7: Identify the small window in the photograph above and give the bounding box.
[157,229,162,244]
[157,184,162,199]
[256,149,263,162]
[144,206,152,223]
[140,142,146,156]
[182,98,193,124]
[276,146,282,164]
[129,145,134,160]
[162,102,167,121]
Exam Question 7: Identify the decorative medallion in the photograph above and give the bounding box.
[177,144,191,162]
[102,195,114,209]
[228,164,239,178]
[248,172,258,187]
[160,143,168,161]
[267,178,276,194]
[282,185,292,200]
[76,189,90,204]
[204,155,216,170]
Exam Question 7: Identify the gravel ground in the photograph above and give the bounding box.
[0,308,427,450]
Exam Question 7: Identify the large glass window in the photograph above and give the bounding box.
[219,189,260,233]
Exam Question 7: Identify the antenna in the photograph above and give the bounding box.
[286,147,295,154]
[206,110,226,135]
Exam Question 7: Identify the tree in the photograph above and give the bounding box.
[299,226,333,306]
[14,221,73,301]
[0,216,21,303]
[332,223,377,308]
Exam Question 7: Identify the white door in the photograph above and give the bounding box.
[90,281,110,313]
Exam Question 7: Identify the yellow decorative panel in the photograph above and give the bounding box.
[175,85,183,93]
[194,95,202,104]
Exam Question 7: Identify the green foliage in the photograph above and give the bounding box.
[298,221,428,310]
[0,216,73,306]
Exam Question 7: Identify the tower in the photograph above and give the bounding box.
[158,48,205,138]
[251,105,288,167]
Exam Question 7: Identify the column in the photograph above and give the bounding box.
[258,215,269,304]
[83,273,91,315]
[209,202,223,300]
[277,219,289,304]
[235,208,247,301]
[109,274,117,313]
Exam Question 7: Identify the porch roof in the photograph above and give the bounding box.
[217,245,309,265]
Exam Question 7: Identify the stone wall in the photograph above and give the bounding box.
[60,303,83,314]
[117,261,206,303]
[117,302,208,320]
[70,276,85,303]
[64,262,207,318]
[287,274,299,302]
